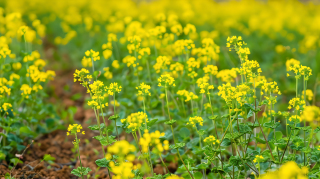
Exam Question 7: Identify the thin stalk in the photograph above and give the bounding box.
[165,87,194,179]
[113,93,119,140]
[94,109,105,155]
[303,76,307,166]
[256,117,275,161]
[75,134,84,179]
[159,154,170,174]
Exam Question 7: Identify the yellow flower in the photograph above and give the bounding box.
[105,82,122,96]
[67,124,84,136]
[203,135,220,145]
[253,155,264,163]
[1,103,12,111]
[301,106,320,122]
[158,74,175,87]
[136,82,151,96]
[302,89,313,101]
[187,116,203,127]
[121,112,148,131]
[203,65,218,76]
[84,49,100,61]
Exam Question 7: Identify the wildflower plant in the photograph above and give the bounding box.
[3,3,320,179]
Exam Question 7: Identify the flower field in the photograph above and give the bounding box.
[1,0,320,178]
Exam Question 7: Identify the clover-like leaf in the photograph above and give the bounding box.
[109,114,119,120]
[95,158,110,167]
[263,120,280,129]
[93,135,116,146]
[43,154,55,161]
[71,167,92,177]
[169,143,185,149]
[165,119,176,125]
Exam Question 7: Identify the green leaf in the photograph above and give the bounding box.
[88,123,105,131]
[93,135,116,146]
[194,172,203,179]
[10,158,23,166]
[109,114,119,120]
[0,152,6,160]
[43,154,55,161]
[179,127,190,139]
[169,143,185,149]
[148,119,158,127]
[208,115,218,120]
[19,126,35,136]
[263,120,280,129]
[220,138,231,147]
[93,71,100,78]
[71,93,82,100]
[95,158,110,167]
[197,129,205,136]
[229,156,241,166]
[275,131,283,140]
[255,137,266,144]
[71,167,92,177]
[239,123,252,134]
[165,119,176,125]
[45,118,55,129]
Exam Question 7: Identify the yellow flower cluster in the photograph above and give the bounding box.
[259,161,308,179]
[102,42,113,60]
[203,65,218,76]
[174,39,195,55]
[253,155,264,163]
[286,58,300,71]
[166,175,184,179]
[226,36,250,61]
[288,115,301,122]
[105,82,122,96]
[139,130,168,154]
[216,69,237,83]
[198,82,214,94]
[73,68,92,86]
[138,47,150,59]
[261,81,281,95]
[237,60,262,79]
[288,97,305,110]
[203,135,220,145]
[1,103,12,111]
[87,80,108,109]
[300,106,320,122]
[287,59,312,80]
[123,55,138,67]
[136,83,151,96]
[103,67,113,79]
[20,84,32,99]
[127,35,141,54]
[85,49,100,61]
[153,56,171,73]
[169,62,184,78]
[106,140,137,179]
[187,116,203,127]
[67,124,85,136]
[121,112,148,131]
[177,90,198,102]
[158,74,175,87]
[26,65,55,83]
[302,89,313,101]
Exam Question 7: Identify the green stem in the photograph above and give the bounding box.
[94,109,105,155]
[165,87,194,179]
[159,154,170,174]
[75,134,84,179]
[113,93,119,140]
